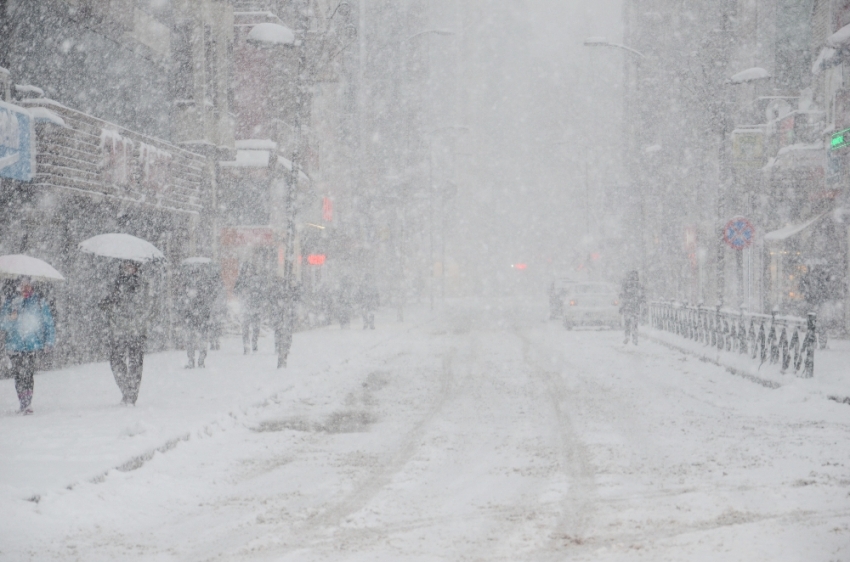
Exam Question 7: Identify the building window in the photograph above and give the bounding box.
[204,24,218,108]
[172,21,194,101]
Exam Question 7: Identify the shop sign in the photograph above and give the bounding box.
[777,114,795,149]
[732,130,764,170]
[0,100,34,181]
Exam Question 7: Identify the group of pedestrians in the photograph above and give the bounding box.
[1,258,228,414]
[2,252,380,415]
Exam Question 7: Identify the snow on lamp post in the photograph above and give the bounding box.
[247,20,303,368]
[583,36,647,279]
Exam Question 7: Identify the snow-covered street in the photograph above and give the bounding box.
[2,299,849,561]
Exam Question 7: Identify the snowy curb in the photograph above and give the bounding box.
[643,331,782,389]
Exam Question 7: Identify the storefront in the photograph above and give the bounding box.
[0,96,212,365]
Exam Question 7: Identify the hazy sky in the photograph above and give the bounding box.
[438,0,625,293]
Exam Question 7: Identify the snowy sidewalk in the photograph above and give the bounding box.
[0,309,426,505]
[644,326,850,402]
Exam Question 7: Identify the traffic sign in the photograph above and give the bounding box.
[723,217,755,250]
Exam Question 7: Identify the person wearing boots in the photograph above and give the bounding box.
[178,270,211,369]
[0,277,55,414]
[619,270,645,345]
[235,260,265,354]
[99,261,152,405]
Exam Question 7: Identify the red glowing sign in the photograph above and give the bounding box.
[322,197,333,222]
[307,254,326,265]
[513,263,528,270]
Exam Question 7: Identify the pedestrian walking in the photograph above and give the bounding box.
[0,277,55,414]
[358,279,379,330]
[235,259,266,354]
[178,267,213,369]
[99,261,152,405]
[619,270,645,345]
[337,281,353,329]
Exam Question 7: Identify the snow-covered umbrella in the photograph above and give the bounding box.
[79,233,165,263]
[0,254,65,282]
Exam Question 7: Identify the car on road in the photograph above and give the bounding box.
[560,282,621,330]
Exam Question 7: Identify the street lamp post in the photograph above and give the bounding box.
[583,35,646,278]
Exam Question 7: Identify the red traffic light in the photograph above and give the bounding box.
[513,263,528,270]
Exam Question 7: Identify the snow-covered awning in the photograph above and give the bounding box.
[813,47,839,75]
[247,22,296,46]
[219,150,271,168]
[235,139,277,151]
[764,211,830,242]
[762,142,824,173]
[278,154,311,182]
[27,106,66,127]
[828,23,850,48]
[729,67,770,84]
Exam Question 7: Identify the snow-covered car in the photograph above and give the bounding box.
[561,282,621,330]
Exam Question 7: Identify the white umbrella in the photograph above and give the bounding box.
[0,254,64,282]
[79,233,165,263]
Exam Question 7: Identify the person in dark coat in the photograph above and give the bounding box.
[619,270,645,345]
[271,278,299,368]
[358,279,379,330]
[0,277,55,414]
[235,260,266,354]
[337,281,353,329]
[99,261,152,405]
[178,267,213,368]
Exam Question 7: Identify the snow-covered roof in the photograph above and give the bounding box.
[729,67,770,84]
[827,23,850,48]
[219,150,272,168]
[247,22,296,46]
[235,139,278,150]
[764,212,829,242]
[27,107,66,127]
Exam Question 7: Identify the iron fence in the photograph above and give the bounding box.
[647,302,818,378]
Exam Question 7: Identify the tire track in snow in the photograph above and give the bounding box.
[516,329,600,553]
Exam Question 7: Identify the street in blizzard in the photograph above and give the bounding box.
[1,1,850,560]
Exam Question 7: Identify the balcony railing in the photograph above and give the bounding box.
[647,301,818,378]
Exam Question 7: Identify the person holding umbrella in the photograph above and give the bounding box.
[0,277,56,414]
[99,260,153,405]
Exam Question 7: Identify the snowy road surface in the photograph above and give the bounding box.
[2,299,850,561]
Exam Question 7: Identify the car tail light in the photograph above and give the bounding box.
[569,299,577,306]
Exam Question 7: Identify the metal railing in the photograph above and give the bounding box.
[647,302,817,378]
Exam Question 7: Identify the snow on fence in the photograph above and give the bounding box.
[648,301,818,378]
[20,98,206,215]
